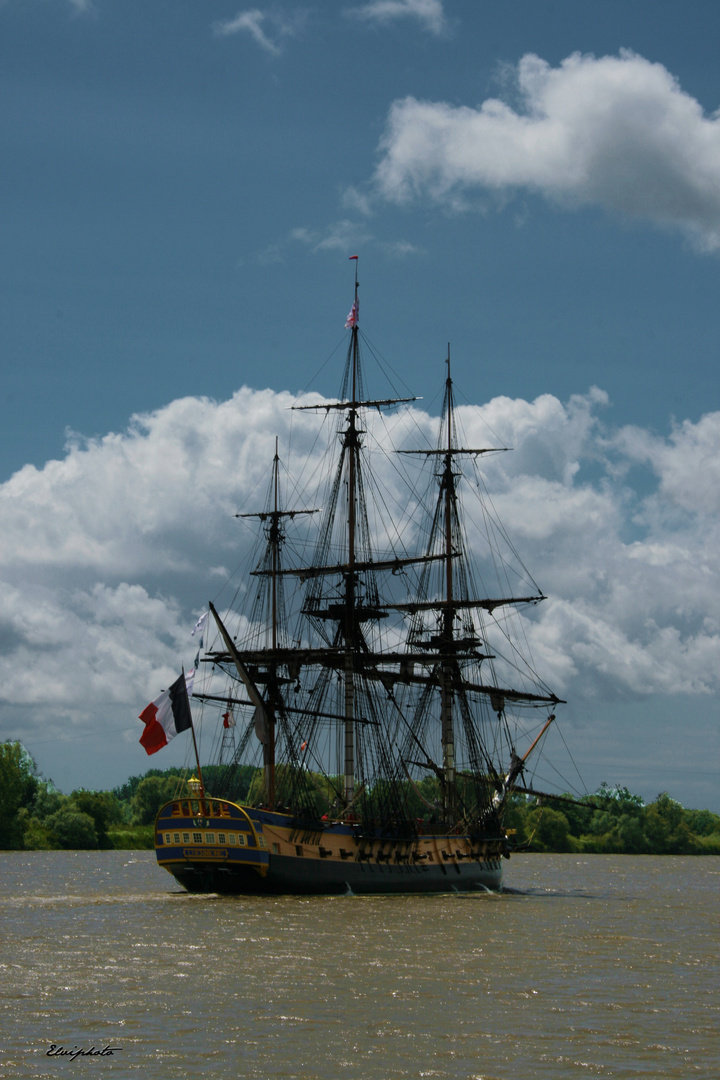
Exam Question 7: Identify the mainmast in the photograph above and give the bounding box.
[343,262,360,806]
[440,347,456,817]
[290,257,422,813]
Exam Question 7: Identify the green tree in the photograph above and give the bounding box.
[131,775,188,825]
[0,742,40,849]
[556,794,595,837]
[592,784,645,818]
[527,806,573,852]
[16,778,67,850]
[583,811,648,853]
[17,810,55,850]
[45,807,98,849]
[577,785,647,852]
[645,793,697,854]
[31,780,67,822]
[69,790,124,848]
[617,814,647,853]
[113,768,172,804]
[684,808,720,837]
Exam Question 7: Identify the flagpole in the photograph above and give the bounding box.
[183,667,205,797]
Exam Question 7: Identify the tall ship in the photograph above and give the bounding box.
[145,264,566,894]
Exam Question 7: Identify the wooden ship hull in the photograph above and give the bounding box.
[155,796,504,895]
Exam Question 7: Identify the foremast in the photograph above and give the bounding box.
[209,440,318,807]
[252,439,284,805]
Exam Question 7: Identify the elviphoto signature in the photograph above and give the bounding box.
[46,1044,121,1062]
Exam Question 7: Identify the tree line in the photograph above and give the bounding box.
[0,742,258,851]
[1,740,719,854]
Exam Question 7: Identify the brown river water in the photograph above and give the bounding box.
[0,852,718,1079]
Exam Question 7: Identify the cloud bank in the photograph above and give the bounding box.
[1,383,718,777]
[374,50,720,250]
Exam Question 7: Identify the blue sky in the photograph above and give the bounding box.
[1,0,719,810]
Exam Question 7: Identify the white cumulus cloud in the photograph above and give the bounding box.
[374,50,720,250]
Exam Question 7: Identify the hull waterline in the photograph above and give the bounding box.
[155,797,505,895]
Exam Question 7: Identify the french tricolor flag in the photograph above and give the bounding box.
[345,299,359,328]
[139,672,193,755]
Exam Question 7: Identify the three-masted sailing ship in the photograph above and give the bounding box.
[149,264,565,894]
